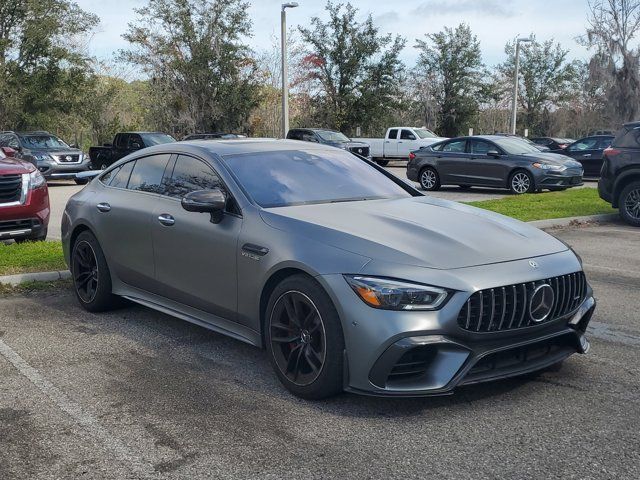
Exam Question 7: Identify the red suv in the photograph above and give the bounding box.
[0,147,50,242]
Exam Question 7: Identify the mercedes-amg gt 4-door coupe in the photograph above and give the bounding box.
[62,139,595,399]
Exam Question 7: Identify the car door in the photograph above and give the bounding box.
[151,154,242,321]
[467,139,508,187]
[397,129,418,158]
[433,139,469,184]
[94,153,172,289]
[384,129,399,157]
[565,137,600,176]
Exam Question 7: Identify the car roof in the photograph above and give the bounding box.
[140,138,340,157]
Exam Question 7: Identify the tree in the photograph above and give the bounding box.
[582,0,640,125]
[497,36,580,135]
[121,0,261,136]
[0,0,99,131]
[414,24,486,137]
[298,1,405,134]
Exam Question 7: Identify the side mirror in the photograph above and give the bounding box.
[181,188,227,224]
[487,149,501,157]
[1,146,16,157]
[131,142,142,149]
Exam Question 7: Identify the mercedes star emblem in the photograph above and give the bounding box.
[529,284,555,322]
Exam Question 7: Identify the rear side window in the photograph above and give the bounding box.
[115,134,129,149]
[109,161,135,189]
[597,137,613,149]
[570,138,598,151]
[613,127,640,148]
[164,155,223,198]
[388,129,398,140]
[287,130,302,140]
[127,154,172,194]
[100,166,121,185]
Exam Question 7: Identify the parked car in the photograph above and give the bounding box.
[407,135,584,194]
[530,137,575,151]
[286,128,371,158]
[0,146,49,242]
[563,135,614,177]
[182,133,239,141]
[62,139,595,399]
[353,127,446,165]
[0,130,90,184]
[598,122,640,226]
[89,132,175,170]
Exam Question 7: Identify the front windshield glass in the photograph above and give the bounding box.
[20,135,69,150]
[315,130,350,143]
[492,137,542,155]
[140,133,176,145]
[414,128,437,139]
[222,149,411,208]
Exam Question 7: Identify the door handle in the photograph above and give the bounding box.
[96,202,111,212]
[583,153,592,157]
[158,213,175,226]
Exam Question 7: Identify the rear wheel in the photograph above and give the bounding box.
[375,159,389,167]
[71,230,120,312]
[619,181,640,227]
[265,274,344,399]
[419,167,440,191]
[75,178,89,185]
[509,170,534,194]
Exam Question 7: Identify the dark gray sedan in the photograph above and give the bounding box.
[62,140,595,399]
[407,135,584,194]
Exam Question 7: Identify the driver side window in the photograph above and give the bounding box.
[163,155,223,199]
[442,140,467,153]
[470,140,492,154]
[569,138,598,151]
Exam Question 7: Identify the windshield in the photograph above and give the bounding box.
[315,130,350,143]
[492,137,542,155]
[414,128,438,139]
[140,133,175,145]
[222,149,411,208]
[20,135,69,150]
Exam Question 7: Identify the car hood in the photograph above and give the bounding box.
[0,157,34,175]
[260,196,568,270]
[520,151,580,167]
[28,147,83,156]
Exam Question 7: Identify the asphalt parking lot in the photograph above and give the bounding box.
[1,220,638,479]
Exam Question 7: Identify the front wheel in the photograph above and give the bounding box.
[619,181,640,226]
[375,159,389,167]
[509,170,534,194]
[75,178,89,185]
[419,167,441,191]
[265,275,345,399]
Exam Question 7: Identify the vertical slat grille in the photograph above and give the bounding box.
[457,272,587,332]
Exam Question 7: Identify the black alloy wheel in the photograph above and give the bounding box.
[269,291,326,387]
[620,181,640,226]
[73,240,99,304]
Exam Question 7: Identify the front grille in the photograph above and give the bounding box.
[350,146,370,157]
[0,174,23,204]
[54,154,81,163]
[0,218,37,232]
[457,272,587,333]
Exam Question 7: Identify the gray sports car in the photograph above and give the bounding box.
[407,135,584,194]
[62,139,595,399]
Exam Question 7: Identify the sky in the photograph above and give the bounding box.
[77,0,592,74]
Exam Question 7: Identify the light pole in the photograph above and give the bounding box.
[281,2,299,138]
[510,37,531,135]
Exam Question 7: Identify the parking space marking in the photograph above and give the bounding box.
[0,338,154,478]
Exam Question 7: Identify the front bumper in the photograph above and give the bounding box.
[536,170,583,190]
[0,186,50,240]
[37,159,91,180]
[319,250,595,397]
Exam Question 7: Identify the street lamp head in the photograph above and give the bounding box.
[282,2,299,9]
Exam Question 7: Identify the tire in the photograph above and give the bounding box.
[71,230,119,312]
[75,178,89,185]
[375,159,389,167]
[509,170,534,195]
[419,167,441,191]
[618,180,640,227]
[265,274,345,400]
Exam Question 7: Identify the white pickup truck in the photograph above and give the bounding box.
[353,127,447,165]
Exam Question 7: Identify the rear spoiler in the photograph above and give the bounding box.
[76,170,102,180]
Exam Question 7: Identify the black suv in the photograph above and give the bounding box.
[0,131,90,183]
[598,122,640,226]
[286,128,370,158]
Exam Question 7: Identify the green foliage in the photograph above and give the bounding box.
[298,1,405,134]
[498,36,581,135]
[414,24,486,137]
[120,0,261,136]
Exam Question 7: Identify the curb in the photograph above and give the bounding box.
[528,213,618,229]
[0,213,619,286]
[0,270,71,286]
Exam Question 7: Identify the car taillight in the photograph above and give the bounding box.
[409,152,416,161]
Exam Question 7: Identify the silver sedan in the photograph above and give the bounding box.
[62,139,596,399]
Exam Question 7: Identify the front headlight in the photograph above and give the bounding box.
[532,162,566,172]
[33,152,54,162]
[29,169,46,189]
[344,275,450,311]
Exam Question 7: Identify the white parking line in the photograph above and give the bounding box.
[0,338,153,478]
